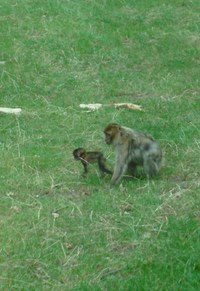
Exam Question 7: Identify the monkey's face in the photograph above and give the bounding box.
[73,149,80,160]
[104,123,120,145]
[73,148,85,160]
[104,132,113,144]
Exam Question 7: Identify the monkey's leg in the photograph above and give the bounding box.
[103,168,113,175]
[99,163,113,175]
[99,167,113,177]
[127,161,137,177]
[98,156,112,176]
[143,155,160,177]
[111,156,128,185]
[81,161,88,176]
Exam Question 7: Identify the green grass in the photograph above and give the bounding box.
[1,0,200,290]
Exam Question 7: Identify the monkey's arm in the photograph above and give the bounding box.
[80,160,88,174]
[111,146,128,185]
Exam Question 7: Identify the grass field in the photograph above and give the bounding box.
[1,0,200,290]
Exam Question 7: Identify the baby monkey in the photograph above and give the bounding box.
[73,147,112,176]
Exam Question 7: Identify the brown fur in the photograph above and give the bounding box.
[104,123,163,185]
[73,147,112,176]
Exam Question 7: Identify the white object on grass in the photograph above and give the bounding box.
[0,107,22,115]
[79,102,142,111]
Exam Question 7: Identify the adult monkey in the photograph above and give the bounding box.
[104,123,163,185]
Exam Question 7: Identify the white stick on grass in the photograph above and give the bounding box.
[0,107,22,115]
